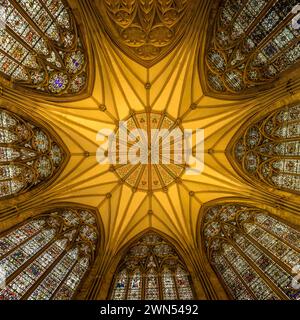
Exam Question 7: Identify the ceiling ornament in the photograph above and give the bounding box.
[111,111,186,193]
[98,0,194,66]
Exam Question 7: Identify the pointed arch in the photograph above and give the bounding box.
[94,0,196,67]
[0,105,68,201]
[0,205,101,300]
[200,201,300,300]
[0,0,88,96]
[109,231,195,300]
[227,102,300,195]
[203,0,300,97]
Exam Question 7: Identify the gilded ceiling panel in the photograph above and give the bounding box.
[96,0,195,66]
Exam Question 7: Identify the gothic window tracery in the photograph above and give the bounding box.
[205,0,300,94]
[232,104,300,194]
[98,0,194,66]
[110,233,194,300]
[0,107,66,200]
[0,207,98,300]
[0,0,87,95]
[203,203,300,300]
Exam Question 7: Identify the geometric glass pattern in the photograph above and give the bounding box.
[203,203,300,300]
[110,232,194,300]
[0,207,98,300]
[0,0,86,95]
[205,0,300,94]
[0,107,66,200]
[232,104,300,194]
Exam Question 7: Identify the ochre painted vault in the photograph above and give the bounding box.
[0,0,300,301]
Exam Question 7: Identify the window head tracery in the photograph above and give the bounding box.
[110,232,195,300]
[203,203,300,300]
[205,0,300,95]
[230,103,300,194]
[0,107,67,200]
[0,207,99,300]
[0,0,87,95]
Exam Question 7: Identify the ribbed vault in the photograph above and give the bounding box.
[0,0,300,300]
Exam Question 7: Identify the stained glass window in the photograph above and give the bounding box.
[205,0,300,94]
[110,233,194,300]
[232,103,300,194]
[0,207,98,300]
[0,107,66,199]
[203,203,300,300]
[0,0,87,95]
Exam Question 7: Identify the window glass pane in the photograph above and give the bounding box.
[110,233,195,300]
[0,108,65,200]
[0,0,87,95]
[0,208,98,300]
[206,0,300,94]
[233,104,300,194]
[203,203,300,300]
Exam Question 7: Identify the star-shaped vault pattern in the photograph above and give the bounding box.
[1,1,300,288]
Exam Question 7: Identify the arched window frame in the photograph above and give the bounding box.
[108,231,196,300]
[0,103,70,204]
[0,204,102,300]
[200,200,300,300]
[201,0,300,98]
[0,0,93,98]
[226,102,300,195]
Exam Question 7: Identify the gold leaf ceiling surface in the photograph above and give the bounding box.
[1,0,300,285]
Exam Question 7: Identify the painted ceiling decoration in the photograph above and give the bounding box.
[0,0,87,95]
[97,0,195,66]
[202,203,300,300]
[230,103,300,194]
[0,0,300,301]
[112,111,185,193]
[205,0,300,95]
[110,232,194,300]
[0,206,99,300]
[0,107,67,200]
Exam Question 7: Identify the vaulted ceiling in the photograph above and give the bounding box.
[1,0,300,299]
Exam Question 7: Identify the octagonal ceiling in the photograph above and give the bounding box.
[1,0,300,264]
